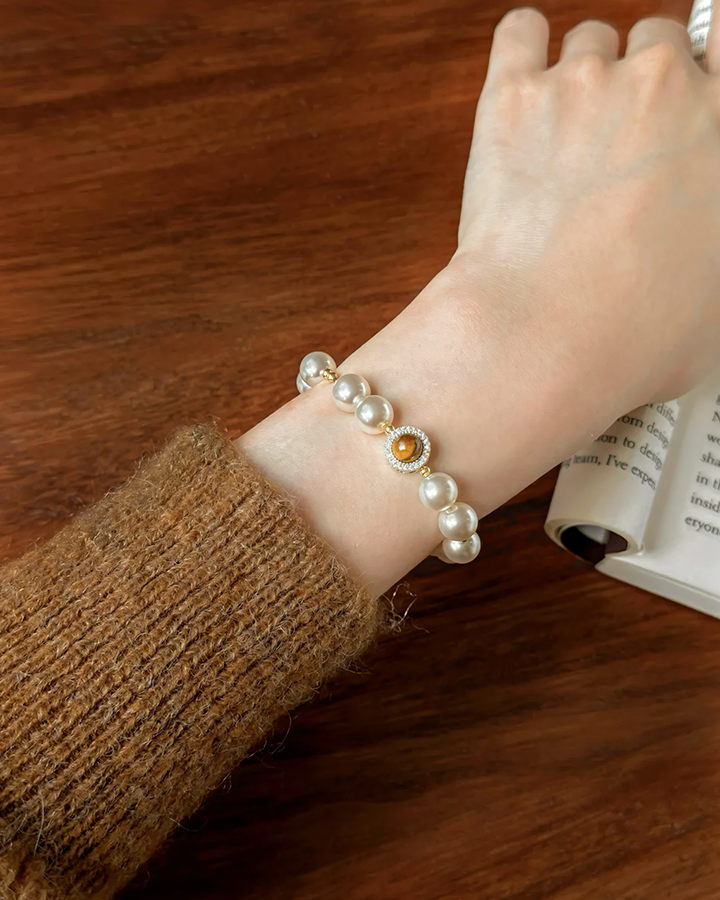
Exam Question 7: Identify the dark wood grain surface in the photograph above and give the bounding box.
[2,1,718,898]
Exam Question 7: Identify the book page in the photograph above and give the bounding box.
[545,400,680,557]
[689,0,714,58]
[598,381,720,607]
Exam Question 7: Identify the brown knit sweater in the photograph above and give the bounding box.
[0,424,385,900]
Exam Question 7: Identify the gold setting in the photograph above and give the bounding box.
[384,426,431,473]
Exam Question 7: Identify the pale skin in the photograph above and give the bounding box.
[238,8,720,597]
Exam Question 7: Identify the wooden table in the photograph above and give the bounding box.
[2,1,718,898]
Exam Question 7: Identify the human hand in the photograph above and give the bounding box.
[240,8,720,593]
[457,7,720,409]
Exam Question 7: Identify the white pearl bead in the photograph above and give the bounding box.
[299,351,336,387]
[442,533,481,564]
[431,543,455,564]
[419,472,458,512]
[296,373,312,394]
[355,395,394,434]
[438,502,479,542]
[332,374,370,413]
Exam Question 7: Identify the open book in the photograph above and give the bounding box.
[545,382,720,618]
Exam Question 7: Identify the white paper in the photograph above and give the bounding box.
[598,382,720,614]
[545,401,679,554]
[689,0,714,58]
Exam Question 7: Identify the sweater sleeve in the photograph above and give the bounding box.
[0,424,384,900]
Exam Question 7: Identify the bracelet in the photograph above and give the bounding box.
[297,350,481,565]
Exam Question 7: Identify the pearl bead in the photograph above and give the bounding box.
[296,373,312,394]
[432,543,455,564]
[438,502,479,542]
[419,472,458,512]
[355,395,394,434]
[332,373,370,413]
[442,533,481,564]
[299,351,336,387]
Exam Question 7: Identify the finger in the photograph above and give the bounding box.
[486,7,550,85]
[625,16,693,56]
[559,20,620,63]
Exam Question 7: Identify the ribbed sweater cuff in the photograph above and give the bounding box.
[0,424,383,900]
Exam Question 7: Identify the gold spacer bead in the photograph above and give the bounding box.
[320,368,338,383]
[383,423,395,436]
[419,466,432,478]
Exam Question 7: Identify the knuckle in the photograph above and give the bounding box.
[566,18,617,39]
[629,16,689,44]
[488,79,516,108]
[638,39,682,70]
[483,72,542,123]
[496,6,547,33]
[561,53,607,86]
[629,41,691,87]
[623,49,697,119]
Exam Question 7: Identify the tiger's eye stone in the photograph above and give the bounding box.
[392,433,423,463]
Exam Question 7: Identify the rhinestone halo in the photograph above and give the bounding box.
[384,426,431,473]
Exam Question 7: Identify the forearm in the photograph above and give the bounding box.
[0,427,384,900]
[238,257,618,596]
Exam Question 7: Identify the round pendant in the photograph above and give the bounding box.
[384,426,431,473]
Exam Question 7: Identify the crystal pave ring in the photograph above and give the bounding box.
[297,350,482,565]
[384,426,431,473]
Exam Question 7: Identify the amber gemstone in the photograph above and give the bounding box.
[392,433,423,463]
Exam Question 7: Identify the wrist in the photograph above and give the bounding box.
[236,260,614,595]
[343,255,608,507]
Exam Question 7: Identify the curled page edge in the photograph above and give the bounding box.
[544,400,680,563]
[544,515,634,565]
